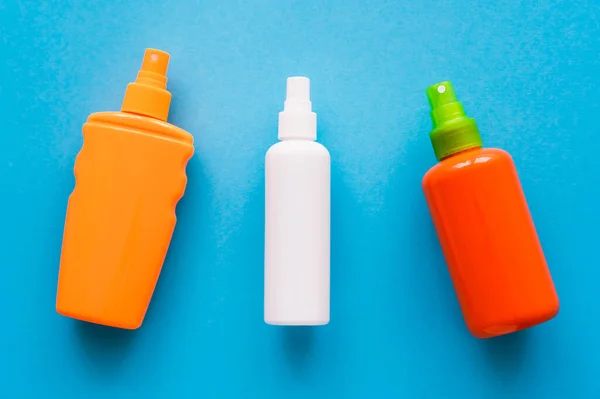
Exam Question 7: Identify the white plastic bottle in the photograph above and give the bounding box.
[264,77,331,325]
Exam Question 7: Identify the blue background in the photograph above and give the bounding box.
[0,0,597,397]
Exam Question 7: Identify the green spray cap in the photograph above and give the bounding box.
[426,81,482,160]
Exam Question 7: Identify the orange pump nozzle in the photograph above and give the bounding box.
[141,49,169,76]
[121,48,172,121]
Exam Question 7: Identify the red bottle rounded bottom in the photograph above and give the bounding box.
[468,299,560,339]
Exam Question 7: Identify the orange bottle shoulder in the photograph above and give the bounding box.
[87,111,194,146]
[422,147,512,189]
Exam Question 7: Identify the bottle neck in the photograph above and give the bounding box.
[279,135,315,141]
[430,117,482,160]
[439,144,482,161]
[278,112,317,140]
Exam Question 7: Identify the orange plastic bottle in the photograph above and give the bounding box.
[422,81,559,338]
[56,49,194,329]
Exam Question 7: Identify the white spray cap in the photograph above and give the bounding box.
[278,76,317,140]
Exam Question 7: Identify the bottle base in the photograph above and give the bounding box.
[56,304,142,330]
[480,324,519,337]
[265,318,329,326]
[469,303,560,339]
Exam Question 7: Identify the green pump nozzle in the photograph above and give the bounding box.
[426,81,482,160]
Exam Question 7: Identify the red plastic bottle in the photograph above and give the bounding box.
[422,81,559,338]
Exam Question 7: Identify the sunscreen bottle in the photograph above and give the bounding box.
[264,77,331,325]
[56,49,194,329]
[422,81,559,338]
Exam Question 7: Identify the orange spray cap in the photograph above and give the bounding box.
[121,48,172,121]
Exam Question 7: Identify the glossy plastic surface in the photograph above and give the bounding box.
[423,147,559,338]
[56,112,194,329]
[264,139,331,325]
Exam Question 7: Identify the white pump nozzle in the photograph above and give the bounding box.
[285,77,311,108]
[278,76,317,140]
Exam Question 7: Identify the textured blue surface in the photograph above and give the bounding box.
[0,0,598,397]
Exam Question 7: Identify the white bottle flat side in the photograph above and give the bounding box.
[264,139,331,325]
